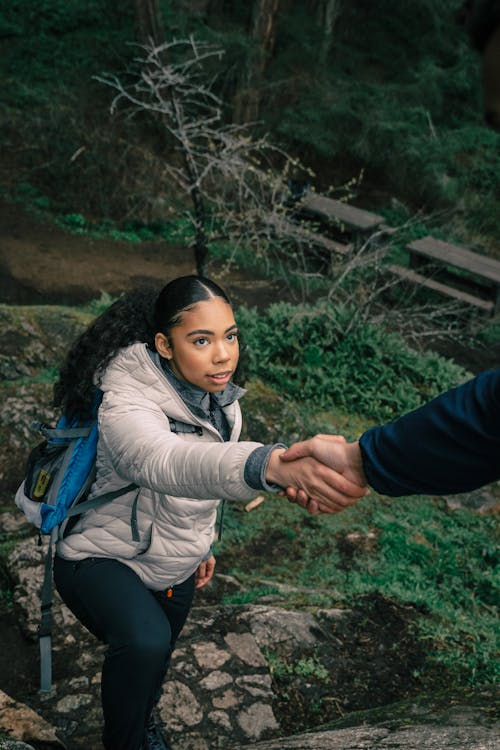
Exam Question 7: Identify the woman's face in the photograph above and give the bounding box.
[155,296,239,392]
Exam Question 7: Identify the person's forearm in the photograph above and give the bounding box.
[359,369,500,496]
[345,440,367,486]
[265,447,288,486]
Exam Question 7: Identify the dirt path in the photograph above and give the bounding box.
[0,198,280,309]
[1,197,497,373]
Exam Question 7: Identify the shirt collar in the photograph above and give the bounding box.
[152,350,246,418]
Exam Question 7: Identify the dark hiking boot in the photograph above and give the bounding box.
[142,714,172,750]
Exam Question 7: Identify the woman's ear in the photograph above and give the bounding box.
[155,332,172,360]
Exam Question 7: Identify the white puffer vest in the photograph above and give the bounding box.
[56,343,263,589]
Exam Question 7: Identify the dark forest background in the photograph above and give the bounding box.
[1,0,499,252]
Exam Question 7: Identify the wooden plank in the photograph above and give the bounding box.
[379,223,398,236]
[388,264,494,312]
[268,215,353,255]
[299,194,384,231]
[408,236,500,285]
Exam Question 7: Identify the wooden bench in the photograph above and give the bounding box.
[388,264,494,313]
[296,193,386,248]
[391,235,500,314]
[267,213,353,256]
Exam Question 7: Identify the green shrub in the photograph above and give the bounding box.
[82,292,117,318]
[237,302,469,421]
[2,0,103,36]
[267,652,329,682]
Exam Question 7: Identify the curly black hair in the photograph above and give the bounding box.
[53,285,161,422]
[53,276,232,422]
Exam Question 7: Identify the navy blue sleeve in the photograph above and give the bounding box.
[358,369,500,496]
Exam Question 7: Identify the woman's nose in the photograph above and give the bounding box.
[213,341,230,362]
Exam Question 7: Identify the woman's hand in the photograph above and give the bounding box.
[195,555,216,589]
[266,442,368,514]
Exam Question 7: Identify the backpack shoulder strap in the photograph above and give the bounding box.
[65,483,138,518]
[31,421,92,440]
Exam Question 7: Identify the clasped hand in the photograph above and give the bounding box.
[266,435,368,515]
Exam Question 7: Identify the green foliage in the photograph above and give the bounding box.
[1,0,103,36]
[237,301,469,421]
[477,317,500,347]
[6,367,59,387]
[219,485,499,687]
[13,195,194,246]
[222,584,280,605]
[59,213,87,231]
[0,1,132,99]
[265,1,499,241]
[344,502,500,687]
[267,652,329,682]
[0,582,14,612]
[81,292,117,318]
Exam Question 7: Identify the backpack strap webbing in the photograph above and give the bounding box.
[65,483,137,518]
[168,417,202,435]
[32,422,92,440]
[38,481,137,693]
[39,528,57,693]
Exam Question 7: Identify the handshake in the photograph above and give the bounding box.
[266,435,368,515]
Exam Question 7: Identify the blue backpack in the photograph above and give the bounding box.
[15,392,136,692]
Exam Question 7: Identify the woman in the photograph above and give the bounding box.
[52,275,363,750]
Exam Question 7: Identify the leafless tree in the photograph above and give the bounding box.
[98,36,446,325]
[97,37,325,283]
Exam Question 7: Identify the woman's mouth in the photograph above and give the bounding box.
[208,371,231,383]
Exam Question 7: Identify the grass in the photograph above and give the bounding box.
[216,470,499,689]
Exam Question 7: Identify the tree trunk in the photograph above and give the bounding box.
[134,0,165,46]
[315,0,341,66]
[233,0,281,123]
[169,89,210,276]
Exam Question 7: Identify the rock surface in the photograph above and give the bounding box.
[0,689,64,748]
[2,532,498,750]
[231,723,499,749]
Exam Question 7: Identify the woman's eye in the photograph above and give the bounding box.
[194,337,209,346]
[227,332,238,342]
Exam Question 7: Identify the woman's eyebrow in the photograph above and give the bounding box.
[187,324,238,337]
[187,329,213,336]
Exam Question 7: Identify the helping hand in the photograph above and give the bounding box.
[266,442,368,515]
[277,435,368,514]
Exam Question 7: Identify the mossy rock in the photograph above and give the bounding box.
[0,304,93,381]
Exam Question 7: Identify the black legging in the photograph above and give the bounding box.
[54,555,195,750]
